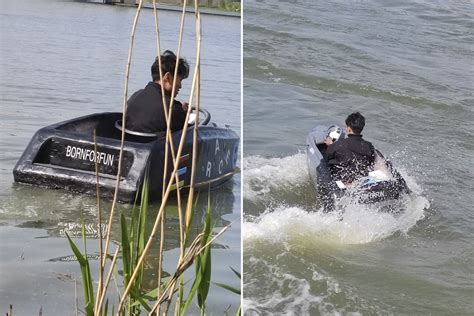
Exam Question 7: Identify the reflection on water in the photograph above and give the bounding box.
[3,182,235,256]
[1,179,239,313]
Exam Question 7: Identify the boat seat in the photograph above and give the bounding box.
[115,120,166,138]
[114,108,211,138]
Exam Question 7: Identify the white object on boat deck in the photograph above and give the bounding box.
[369,169,390,181]
[188,113,197,125]
[336,180,346,189]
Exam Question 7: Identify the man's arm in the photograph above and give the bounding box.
[324,137,336,160]
[170,100,188,131]
[369,143,376,164]
[181,102,189,112]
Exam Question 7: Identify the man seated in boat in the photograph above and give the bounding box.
[324,112,375,184]
[125,50,190,133]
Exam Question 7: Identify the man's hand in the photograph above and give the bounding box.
[182,102,189,112]
[324,136,333,146]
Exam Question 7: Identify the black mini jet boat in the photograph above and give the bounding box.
[13,109,239,203]
[306,124,410,211]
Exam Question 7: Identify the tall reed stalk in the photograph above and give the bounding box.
[67,178,233,314]
[66,0,239,315]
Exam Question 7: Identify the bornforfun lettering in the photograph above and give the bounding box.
[65,145,114,167]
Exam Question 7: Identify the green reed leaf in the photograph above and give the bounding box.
[66,232,94,316]
[182,264,203,314]
[214,282,240,295]
[120,213,131,288]
[197,194,213,310]
[229,266,241,280]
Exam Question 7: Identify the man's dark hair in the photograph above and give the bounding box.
[345,112,365,134]
[151,50,189,81]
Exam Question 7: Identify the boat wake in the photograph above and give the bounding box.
[243,153,429,245]
[243,153,430,313]
[243,248,383,315]
[243,153,311,202]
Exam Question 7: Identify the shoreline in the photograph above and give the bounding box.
[86,1,241,18]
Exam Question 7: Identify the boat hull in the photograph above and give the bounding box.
[13,112,239,203]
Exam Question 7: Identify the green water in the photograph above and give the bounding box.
[243,0,473,314]
[0,0,241,314]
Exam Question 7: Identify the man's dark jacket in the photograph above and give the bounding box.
[326,134,375,183]
[125,82,187,133]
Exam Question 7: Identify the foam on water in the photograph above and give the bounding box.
[243,253,374,315]
[244,154,430,314]
[244,197,427,246]
[243,260,324,315]
[244,154,429,245]
[243,153,309,202]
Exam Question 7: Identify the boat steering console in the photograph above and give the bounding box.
[114,107,211,138]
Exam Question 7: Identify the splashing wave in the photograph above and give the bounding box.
[244,154,429,245]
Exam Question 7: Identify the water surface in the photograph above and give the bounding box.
[243,0,473,314]
[0,0,241,314]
